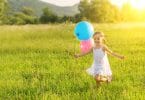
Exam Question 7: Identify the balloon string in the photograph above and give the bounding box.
[73,37,77,54]
[65,36,77,57]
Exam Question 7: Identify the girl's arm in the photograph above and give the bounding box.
[74,47,93,58]
[103,45,125,59]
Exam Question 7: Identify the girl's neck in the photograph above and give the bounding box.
[94,43,103,48]
[95,42,103,46]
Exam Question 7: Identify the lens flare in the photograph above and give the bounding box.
[111,0,145,10]
[130,0,145,10]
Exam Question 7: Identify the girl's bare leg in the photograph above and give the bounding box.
[100,76,108,82]
[95,75,107,85]
[95,75,101,85]
[107,76,112,83]
[95,75,111,87]
[100,75,112,83]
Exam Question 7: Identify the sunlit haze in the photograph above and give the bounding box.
[110,0,145,10]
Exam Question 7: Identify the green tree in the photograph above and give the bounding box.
[8,7,38,25]
[73,14,83,23]
[0,0,5,17]
[40,7,58,23]
[78,0,120,23]
[21,7,34,16]
[78,0,91,20]
[0,0,7,24]
[90,0,120,22]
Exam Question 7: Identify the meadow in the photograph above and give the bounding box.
[0,23,145,100]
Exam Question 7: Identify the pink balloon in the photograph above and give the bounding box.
[80,39,93,53]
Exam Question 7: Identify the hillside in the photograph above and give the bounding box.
[8,0,79,16]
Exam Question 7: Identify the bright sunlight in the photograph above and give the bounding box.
[130,0,145,10]
[111,0,145,10]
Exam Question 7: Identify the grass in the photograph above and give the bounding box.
[0,23,145,100]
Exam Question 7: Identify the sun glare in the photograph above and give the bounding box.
[111,0,145,10]
[130,0,145,10]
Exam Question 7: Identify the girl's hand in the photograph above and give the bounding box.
[119,56,125,60]
[74,54,80,58]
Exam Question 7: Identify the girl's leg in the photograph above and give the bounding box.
[95,75,110,86]
[95,75,107,85]
[100,75,113,83]
[95,74,101,85]
[107,76,112,83]
[100,75,108,82]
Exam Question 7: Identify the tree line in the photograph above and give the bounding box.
[0,0,145,25]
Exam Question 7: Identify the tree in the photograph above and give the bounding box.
[0,0,4,17]
[73,14,83,23]
[78,0,120,23]
[21,7,34,16]
[8,7,38,25]
[78,0,91,21]
[40,7,58,23]
[0,0,7,24]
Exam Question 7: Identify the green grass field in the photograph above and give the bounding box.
[0,23,145,100]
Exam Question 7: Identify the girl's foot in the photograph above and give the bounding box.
[107,76,112,83]
[96,82,102,88]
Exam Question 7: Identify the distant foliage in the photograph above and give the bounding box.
[39,7,82,23]
[21,7,34,16]
[1,0,145,24]
[4,7,39,25]
[40,7,58,23]
[0,0,7,24]
[78,0,121,23]
[121,3,145,22]
[78,0,145,23]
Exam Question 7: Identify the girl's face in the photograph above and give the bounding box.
[93,34,104,44]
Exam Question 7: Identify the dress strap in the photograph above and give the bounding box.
[93,45,103,50]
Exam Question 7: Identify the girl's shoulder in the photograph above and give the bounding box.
[102,44,111,51]
[92,45,100,50]
[101,44,108,52]
[101,44,108,49]
[93,44,106,48]
[92,45,96,49]
[92,45,105,52]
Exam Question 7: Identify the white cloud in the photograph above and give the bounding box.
[40,0,80,7]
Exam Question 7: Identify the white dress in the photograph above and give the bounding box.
[86,47,112,77]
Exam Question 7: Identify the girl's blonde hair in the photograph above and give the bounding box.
[93,32,106,44]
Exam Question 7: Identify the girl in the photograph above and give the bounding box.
[75,32,124,84]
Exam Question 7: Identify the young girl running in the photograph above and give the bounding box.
[75,32,124,84]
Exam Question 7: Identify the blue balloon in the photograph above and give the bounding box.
[74,21,94,40]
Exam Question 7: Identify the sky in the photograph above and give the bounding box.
[39,0,127,7]
[40,0,80,7]
[110,0,145,9]
[40,0,145,10]
[110,0,128,8]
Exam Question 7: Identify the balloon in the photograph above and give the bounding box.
[80,39,93,53]
[74,21,94,40]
